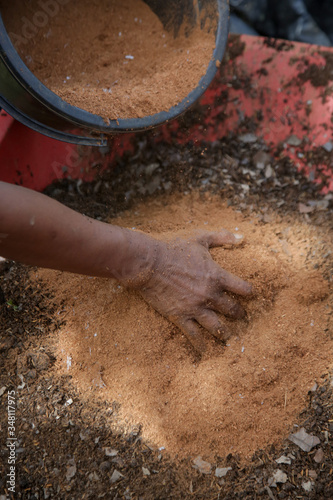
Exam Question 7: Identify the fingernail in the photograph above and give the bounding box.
[233,233,243,243]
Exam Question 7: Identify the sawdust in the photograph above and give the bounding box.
[32,193,332,461]
[1,0,216,120]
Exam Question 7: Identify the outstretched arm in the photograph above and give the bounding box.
[0,182,156,283]
[0,181,252,353]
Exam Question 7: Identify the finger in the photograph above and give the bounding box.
[195,230,244,249]
[196,310,231,341]
[176,318,207,354]
[213,292,247,319]
[219,268,252,296]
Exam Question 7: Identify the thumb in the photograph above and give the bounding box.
[195,229,244,249]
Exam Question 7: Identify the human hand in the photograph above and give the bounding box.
[128,229,252,354]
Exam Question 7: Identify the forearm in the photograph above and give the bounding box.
[0,182,156,283]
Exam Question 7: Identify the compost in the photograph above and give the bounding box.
[0,133,332,498]
[1,0,216,120]
[32,192,332,462]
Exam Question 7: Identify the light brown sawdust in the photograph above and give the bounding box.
[33,193,332,461]
[1,0,216,120]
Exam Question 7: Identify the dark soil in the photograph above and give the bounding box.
[1,128,332,499]
[298,51,333,88]
[263,38,295,52]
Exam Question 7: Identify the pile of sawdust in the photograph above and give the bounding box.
[33,193,332,460]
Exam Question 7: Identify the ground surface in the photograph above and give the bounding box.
[0,130,333,499]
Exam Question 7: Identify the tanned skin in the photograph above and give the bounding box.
[0,182,252,353]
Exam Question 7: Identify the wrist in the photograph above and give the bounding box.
[108,227,160,288]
